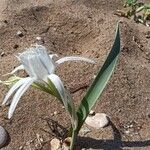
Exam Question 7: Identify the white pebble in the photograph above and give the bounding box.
[16,31,23,37]
[54,111,58,115]
[85,113,109,129]
[0,126,8,148]
[89,110,95,116]
[36,36,44,44]
[50,138,61,150]
[36,36,42,41]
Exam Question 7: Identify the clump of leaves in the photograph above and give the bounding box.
[116,0,150,26]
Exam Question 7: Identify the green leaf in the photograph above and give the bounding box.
[76,23,121,133]
[47,78,62,100]
[144,4,150,9]
[33,82,54,95]
[125,0,137,6]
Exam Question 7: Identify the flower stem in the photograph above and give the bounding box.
[70,128,77,150]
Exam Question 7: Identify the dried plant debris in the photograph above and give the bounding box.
[115,0,150,26]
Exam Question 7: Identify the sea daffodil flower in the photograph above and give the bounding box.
[2,44,95,119]
[9,45,95,75]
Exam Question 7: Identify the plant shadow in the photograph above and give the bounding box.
[77,121,150,150]
[40,117,150,150]
[40,117,68,139]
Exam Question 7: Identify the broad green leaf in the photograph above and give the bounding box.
[76,23,121,133]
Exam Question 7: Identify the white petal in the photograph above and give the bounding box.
[28,55,48,79]
[2,77,31,105]
[47,74,67,108]
[35,45,56,74]
[10,65,24,74]
[8,78,35,119]
[55,56,95,65]
[19,53,35,77]
[49,54,58,59]
[47,74,77,127]
[19,45,56,77]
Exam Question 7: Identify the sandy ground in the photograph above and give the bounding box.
[0,0,150,150]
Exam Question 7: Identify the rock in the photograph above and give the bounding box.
[54,111,58,115]
[36,36,44,44]
[0,51,5,57]
[89,110,95,116]
[50,138,61,150]
[85,113,109,129]
[62,106,65,109]
[0,126,8,148]
[16,31,24,37]
[62,137,71,150]
[36,36,42,41]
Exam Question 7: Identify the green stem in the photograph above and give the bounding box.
[70,128,77,150]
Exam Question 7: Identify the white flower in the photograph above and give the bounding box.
[2,45,95,119]
[10,45,95,75]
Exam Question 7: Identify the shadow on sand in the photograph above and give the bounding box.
[77,121,150,150]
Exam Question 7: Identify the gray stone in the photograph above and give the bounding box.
[0,126,8,148]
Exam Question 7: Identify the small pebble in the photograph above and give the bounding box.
[89,110,95,116]
[50,138,61,150]
[125,130,130,134]
[36,36,42,41]
[129,124,133,128]
[19,146,23,150]
[85,113,109,129]
[63,137,71,150]
[16,31,24,37]
[62,106,65,109]
[93,75,96,79]
[54,111,58,115]
[146,35,150,39]
[53,28,57,31]
[36,36,44,44]
[0,52,5,57]
[0,126,8,148]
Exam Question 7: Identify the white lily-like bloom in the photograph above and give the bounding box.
[10,45,95,75]
[2,45,95,119]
